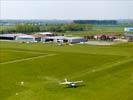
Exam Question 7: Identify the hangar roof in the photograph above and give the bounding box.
[0,33,25,38]
[125,34,133,37]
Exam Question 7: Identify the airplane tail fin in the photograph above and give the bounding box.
[64,78,68,82]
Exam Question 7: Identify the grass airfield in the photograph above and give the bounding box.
[0,41,133,100]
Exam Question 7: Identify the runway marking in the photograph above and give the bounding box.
[0,54,57,65]
[72,57,133,79]
[3,49,46,54]
[38,76,60,83]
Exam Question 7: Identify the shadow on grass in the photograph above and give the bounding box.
[63,84,86,89]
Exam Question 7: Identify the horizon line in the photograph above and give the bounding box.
[0,18,133,20]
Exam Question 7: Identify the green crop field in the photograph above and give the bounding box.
[0,41,133,100]
[57,25,126,36]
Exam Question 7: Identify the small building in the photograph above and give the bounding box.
[41,36,86,43]
[124,34,133,42]
[15,35,36,42]
[32,34,46,42]
[37,32,53,36]
[124,27,133,32]
[124,27,133,42]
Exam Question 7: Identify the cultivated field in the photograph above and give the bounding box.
[0,41,133,100]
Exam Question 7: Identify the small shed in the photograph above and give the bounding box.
[125,34,133,42]
[124,27,133,32]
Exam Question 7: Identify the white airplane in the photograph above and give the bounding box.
[60,78,83,88]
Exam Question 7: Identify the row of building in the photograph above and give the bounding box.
[0,32,86,43]
[0,31,133,43]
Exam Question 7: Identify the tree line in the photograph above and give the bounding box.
[74,20,117,25]
[0,24,93,34]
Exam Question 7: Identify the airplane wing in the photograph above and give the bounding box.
[60,82,70,85]
[60,79,83,85]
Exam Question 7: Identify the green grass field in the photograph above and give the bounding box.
[59,25,125,36]
[0,41,133,100]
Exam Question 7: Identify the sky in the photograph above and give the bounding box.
[0,0,133,20]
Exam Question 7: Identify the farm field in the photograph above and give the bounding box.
[0,41,133,100]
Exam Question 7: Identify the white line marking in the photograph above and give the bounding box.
[72,57,133,79]
[2,49,46,54]
[38,76,60,83]
[0,54,57,65]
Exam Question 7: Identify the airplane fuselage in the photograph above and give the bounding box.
[68,83,76,88]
